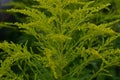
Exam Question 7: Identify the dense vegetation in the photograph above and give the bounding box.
[0,0,120,80]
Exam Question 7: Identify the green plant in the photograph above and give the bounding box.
[0,0,120,80]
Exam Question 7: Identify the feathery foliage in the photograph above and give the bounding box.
[0,0,120,80]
